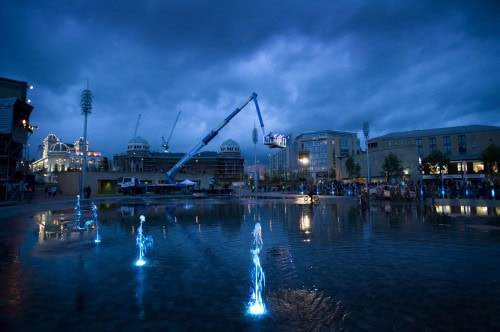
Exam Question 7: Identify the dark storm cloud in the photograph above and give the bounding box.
[1,0,499,161]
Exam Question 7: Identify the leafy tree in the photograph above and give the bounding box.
[345,156,361,179]
[482,144,500,184]
[345,156,355,178]
[382,153,403,180]
[422,150,450,177]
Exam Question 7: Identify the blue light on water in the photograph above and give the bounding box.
[492,188,495,199]
[135,258,146,267]
[92,202,101,244]
[247,222,266,316]
[135,215,153,267]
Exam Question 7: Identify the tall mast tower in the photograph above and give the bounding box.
[252,122,258,193]
[80,82,93,197]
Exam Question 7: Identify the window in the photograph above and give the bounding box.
[443,136,451,154]
[458,135,466,154]
[416,138,422,155]
[340,139,349,157]
[472,162,484,173]
[429,137,436,151]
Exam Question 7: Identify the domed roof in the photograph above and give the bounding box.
[128,136,149,145]
[220,139,240,154]
[49,142,69,153]
[45,133,59,142]
[221,139,239,147]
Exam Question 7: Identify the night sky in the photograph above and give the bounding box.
[2,1,500,162]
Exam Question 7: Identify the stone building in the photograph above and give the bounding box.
[0,77,35,200]
[113,137,244,186]
[361,125,500,181]
[31,133,103,181]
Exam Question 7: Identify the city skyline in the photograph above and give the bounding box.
[2,1,500,161]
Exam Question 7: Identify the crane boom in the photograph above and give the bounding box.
[162,111,182,153]
[167,110,181,144]
[165,92,264,183]
[134,114,142,137]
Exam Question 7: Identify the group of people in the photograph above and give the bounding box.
[299,179,498,201]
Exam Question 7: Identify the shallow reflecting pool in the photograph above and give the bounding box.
[1,199,500,331]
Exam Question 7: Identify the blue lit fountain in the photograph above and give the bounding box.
[92,202,101,243]
[135,215,153,267]
[247,222,266,316]
[73,194,82,229]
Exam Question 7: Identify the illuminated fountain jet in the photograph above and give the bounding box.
[73,194,82,229]
[247,222,266,316]
[92,203,101,243]
[135,215,153,267]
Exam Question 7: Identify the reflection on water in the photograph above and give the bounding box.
[434,204,499,217]
[2,199,500,331]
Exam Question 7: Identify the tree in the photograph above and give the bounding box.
[382,153,403,180]
[422,150,450,177]
[482,144,500,184]
[345,156,361,179]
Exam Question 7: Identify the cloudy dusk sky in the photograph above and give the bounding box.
[2,1,499,161]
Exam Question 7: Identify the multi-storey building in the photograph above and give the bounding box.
[113,137,244,185]
[0,77,35,200]
[294,130,360,181]
[268,143,294,180]
[31,133,103,181]
[268,130,361,181]
[365,125,500,181]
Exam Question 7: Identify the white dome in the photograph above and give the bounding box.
[220,139,240,153]
[49,142,69,153]
[127,136,150,152]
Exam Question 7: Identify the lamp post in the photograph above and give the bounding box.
[298,153,310,192]
[418,157,424,200]
[80,83,92,198]
[363,122,370,193]
[252,123,259,193]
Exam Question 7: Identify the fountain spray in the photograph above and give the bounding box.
[135,215,153,267]
[247,222,266,316]
[74,194,82,229]
[92,202,101,243]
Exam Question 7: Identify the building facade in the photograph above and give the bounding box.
[0,77,35,200]
[365,125,500,181]
[296,130,360,181]
[31,133,103,181]
[268,143,294,180]
[113,137,244,186]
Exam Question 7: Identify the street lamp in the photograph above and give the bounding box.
[363,122,370,192]
[298,156,309,165]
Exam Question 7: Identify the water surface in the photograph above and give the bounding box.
[1,198,500,331]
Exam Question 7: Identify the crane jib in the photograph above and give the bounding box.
[202,130,218,145]
[164,92,285,183]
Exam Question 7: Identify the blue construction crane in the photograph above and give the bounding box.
[165,92,287,183]
[162,110,181,153]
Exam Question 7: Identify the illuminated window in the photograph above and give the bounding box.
[472,162,484,173]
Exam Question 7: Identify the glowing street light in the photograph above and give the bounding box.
[299,157,310,165]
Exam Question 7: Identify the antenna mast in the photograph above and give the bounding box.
[134,114,142,137]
